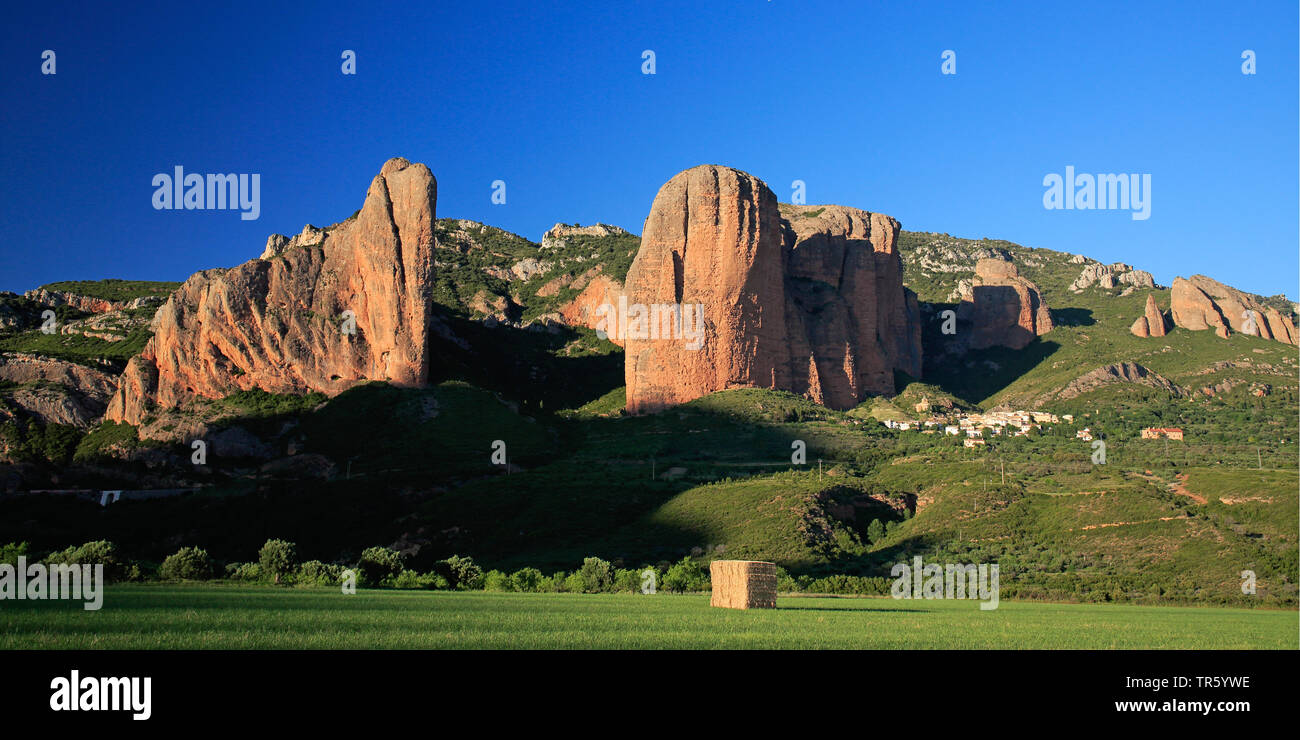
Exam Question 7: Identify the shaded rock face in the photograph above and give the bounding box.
[957,259,1052,350]
[107,158,436,425]
[622,165,921,414]
[1170,275,1296,344]
[1130,293,1168,338]
[0,353,118,428]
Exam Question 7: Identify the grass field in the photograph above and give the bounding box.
[1,585,1294,649]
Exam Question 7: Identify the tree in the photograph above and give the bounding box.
[867,519,886,544]
[258,539,298,584]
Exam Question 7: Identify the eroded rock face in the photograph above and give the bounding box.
[1056,361,1185,400]
[540,223,631,251]
[559,274,625,347]
[107,157,437,426]
[1170,277,1230,337]
[622,165,921,414]
[0,353,119,428]
[1131,293,1168,338]
[1170,275,1296,344]
[1069,262,1156,293]
[957,258,1052,350]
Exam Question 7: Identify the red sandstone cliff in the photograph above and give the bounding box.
[106,157,436,425]
[622,165,921,414]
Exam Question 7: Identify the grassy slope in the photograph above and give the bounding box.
[899,231,1299,409]
[36,279,181,302]
[1,585,1292,649]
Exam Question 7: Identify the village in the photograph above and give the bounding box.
[876,397,1184,447]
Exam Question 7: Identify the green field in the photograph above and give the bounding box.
[1,585,1294,649]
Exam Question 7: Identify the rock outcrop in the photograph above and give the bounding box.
[956,258,1053,350]
[559,274,625,346]
[0,353,119,428]
[621,165,921,414]
[1069,262,1156,292]
[1130,293,1168,338]
[107,157,437,426]
[1170,275,1297,344]
[23,288,166,314]
[541,223,631,251]
[261,224,326,260]
[1056,362,1185,400]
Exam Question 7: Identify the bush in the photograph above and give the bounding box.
[563,572,585,593]
[482,570,512,591]
[391,569,447,589]
[775,565,797,593]
[258,539,298,584]
[661,557,709,593]
[539,571,568,593]
[224,562,262,581]
[439,554,483,590]
[296,560,342,586]
[159,546,215,580]
[578,557,613,593]
[45,540,134,581]
[0,541,28,566]
[613,568,644,593]
[357,546,404,586]
[510,567,543,592]
[867,519,885,544]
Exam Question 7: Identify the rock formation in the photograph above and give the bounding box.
[261,224,325,260]
[1069,262,1156,292]
[621,165,921,414]
[540,222,631,251]
[1056,361,1185,401]
[107,157,436,425]
[955,258,1053,350]
[23,288,166,314]
[0,353,119,428]
[1130,293,1168,338]
[1170,275,1296,344]
[559,274,625,347]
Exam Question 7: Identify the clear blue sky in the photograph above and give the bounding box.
[2,0,1296,299]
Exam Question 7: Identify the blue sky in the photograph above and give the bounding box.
[2,0,1296,298]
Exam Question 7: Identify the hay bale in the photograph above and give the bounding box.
[710,560,777,609]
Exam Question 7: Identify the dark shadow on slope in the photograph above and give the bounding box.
[428,309,624,414]
[1050,307,1095,327]
[923,339,1062,406]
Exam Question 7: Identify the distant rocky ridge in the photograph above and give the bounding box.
[106,157,437,425]
[22,288,165,314]
[622,165,922,414]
